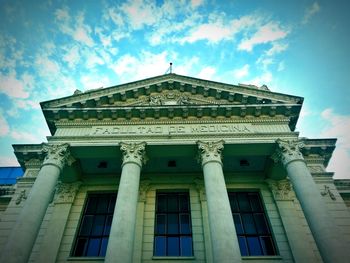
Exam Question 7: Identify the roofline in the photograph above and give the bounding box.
[40,73,303,106]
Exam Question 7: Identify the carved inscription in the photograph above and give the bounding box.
[90,124,253,136]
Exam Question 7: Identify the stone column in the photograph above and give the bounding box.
[273,139,349,263]
[105,142,146,263]
[37,181,81,263]
[197,141,241,263]
[0,143,74,263]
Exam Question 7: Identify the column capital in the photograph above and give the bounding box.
[197,140,224,166]
[272,139,304,166]
[42,143,75,171]
[120,142,147,168]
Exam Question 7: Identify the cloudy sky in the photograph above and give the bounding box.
[0,0,349,179]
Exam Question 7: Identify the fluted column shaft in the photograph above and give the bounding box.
[105,142,146,263]
[274,139,349,263]
[198,141,241,263]
[0,143,73,263]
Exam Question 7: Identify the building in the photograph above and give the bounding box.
[0,74,349,263]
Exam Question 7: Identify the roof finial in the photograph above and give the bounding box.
[165,62,173,74]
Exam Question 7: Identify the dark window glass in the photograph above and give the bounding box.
[168,237,180,256]
[180,237,193,256]
[73,193,117,257]
[247,237,262,256]
[229,192,277,256]
[154,192,193,257]
[155,236,166,256]
[238,236,248,256]
[233,214,244,235]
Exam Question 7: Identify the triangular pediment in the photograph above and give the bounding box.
[40,74,303,134]
[41,73,302,109]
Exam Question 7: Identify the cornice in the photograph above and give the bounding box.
[47,132,298,144]
[54,117,291,127]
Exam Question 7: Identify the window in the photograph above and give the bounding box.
[72,193,116,257]
[228,192,277,256]
[154,192,193,257]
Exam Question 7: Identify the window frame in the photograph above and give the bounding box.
[153,191,194,257]
[228,190,278,257]
[71,192,117,257]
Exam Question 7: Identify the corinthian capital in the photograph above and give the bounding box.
[120,142,147,167]
[42,143,75,171]
[272,139,304,166]
[197,140,224,166]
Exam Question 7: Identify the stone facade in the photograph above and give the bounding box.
[1,74,350,263]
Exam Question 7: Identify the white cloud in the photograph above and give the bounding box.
[80,75,112,91]
[85,52,105,69]
[121,0,159,30]
[321,109,350,148]
[36,56,60,73]
[302,2,320,24]
[238,22,289,52]
[0,155,19,166]
[55,8,95,47]
[191,0,204,8]
[320,109,350,179]
[0,73,29,99]
[74,13,94,47]
[55,7,70,21]
[197,66,216,80]
[265,42,288,56]
[105,7,124,27]
[232,64,250,79]
[181,23,233,44]
[181,14,257,44]
[10,130,39,143]
[109,51,201,82]
[0,111,10,136]
[256,57,274,70]
[63,45,80,68]
[277,61,285,71]
[246,71,273,86]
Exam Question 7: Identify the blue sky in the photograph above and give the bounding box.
[0,0,349,178]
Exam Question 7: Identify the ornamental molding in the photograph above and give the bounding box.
[139,179,151,202]
[197,140,224,166]
[42,143,75,170]
[49,133,296,145]
[15,189,27,205]
[266,179,294,201]
[320,185,336,200]
[54,181,82,204]
[271,139,304,166]
[42,75,302,109]
[120,142,147,167]
[55,117,291,127]
[23,158,42,169]
[307,165,325,173]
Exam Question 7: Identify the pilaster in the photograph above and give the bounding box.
[37,181,81,263]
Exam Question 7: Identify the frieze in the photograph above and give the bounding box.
[90,123,254,137]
